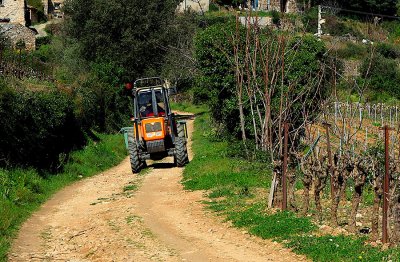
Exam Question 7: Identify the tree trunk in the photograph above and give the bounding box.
[288,169,297,211]
[272,161,283,208]
[371,174,383,240]
[302,174,312,215]
[391,196,400,243]
[371,191,382,240]
[331,173,341,227]
[349,164,367,233]
[349,185,363,233]
[300,160,313,216]
[314,173,328,223]
[314,183,323,222]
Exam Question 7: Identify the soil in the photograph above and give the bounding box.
[8,115,308,262]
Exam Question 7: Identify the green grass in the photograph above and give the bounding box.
[0,133,127,261]
[183,108,400,262]
[170,102,208,115]
[288,235,399,261]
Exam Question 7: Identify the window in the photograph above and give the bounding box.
[138,89,165,118]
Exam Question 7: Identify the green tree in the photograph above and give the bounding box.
[360,54,400,98]
[194,22,330,142]
[64,0,180,81]
[338,0,397,16]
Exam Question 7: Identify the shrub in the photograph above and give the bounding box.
[209,2,219,12]
[360,54,400,98]
[376,43,400,59]
[0,87,86,170]
[35,36,52,49]
[336,42,367,59]
[302,7,318,33]
[270,10,280,25]
[324,16,363,38]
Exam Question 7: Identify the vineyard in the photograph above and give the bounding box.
[273,101,400,245]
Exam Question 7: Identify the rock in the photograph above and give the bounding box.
[359,227,371,234]
[319,225,333,233]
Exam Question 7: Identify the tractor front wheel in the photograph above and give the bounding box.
[174,137,189,167]
[128,133,142,173]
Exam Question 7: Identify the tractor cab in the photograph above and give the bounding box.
[121,77,189,173]
[137,87,167,118]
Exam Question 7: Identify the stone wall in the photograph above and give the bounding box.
[0,23,36,51]
[42,0,64,19]
[258,0,298,13]
[0,0,26,24]
[42,0,49,16]
[177,0,209,13]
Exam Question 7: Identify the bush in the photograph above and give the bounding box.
[360,54,400,98]
[35,36,52,49]
[336,42,367,59]
[324,16,363,38]
[302,7,318,33]
[208,2,219,12]
[270,10,280,25]
[0,87,86,170]
[376,43,400,59]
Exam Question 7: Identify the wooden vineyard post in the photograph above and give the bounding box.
[323,123,335,199]
[381,125,393,244]
[282,122,289,210]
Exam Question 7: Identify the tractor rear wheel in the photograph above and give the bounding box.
[177,122,186,138]
[176,122,189,164]
[174,137,189,167]
[128,133,142,173]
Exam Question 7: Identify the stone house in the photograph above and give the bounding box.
[42,0,64,19]
[177,0,209,13]
[0,0,26,24]
[0,23,35,50]
[257,0,298,13]
[0,0,36,50]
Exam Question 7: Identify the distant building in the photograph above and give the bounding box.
[0,0,26,25]
[0,0,36,50]
[42,0,64,19]
[177,0,209,13]
[257,0,298,13]
[0,23,36,50]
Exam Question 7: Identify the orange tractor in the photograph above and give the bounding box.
[121,77,189,173]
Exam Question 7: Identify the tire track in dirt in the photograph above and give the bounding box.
[8,115,308,262]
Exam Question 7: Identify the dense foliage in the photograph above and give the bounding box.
[360,54,400,98]
[0,85,85,170]
[337,0,398,16]
[194,22,330,140]
[193,22,237,132]
[64,0,180,81]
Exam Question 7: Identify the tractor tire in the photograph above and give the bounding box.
[174,137,189,167]
[127,133,142,174]
[176,122,189,164]
[177,122,186,138]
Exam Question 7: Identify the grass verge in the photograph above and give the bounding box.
[182,110,400,262]
[170,101,208,115]
[0,133,126,261]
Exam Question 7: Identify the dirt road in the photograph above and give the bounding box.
[9,116,308,262]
